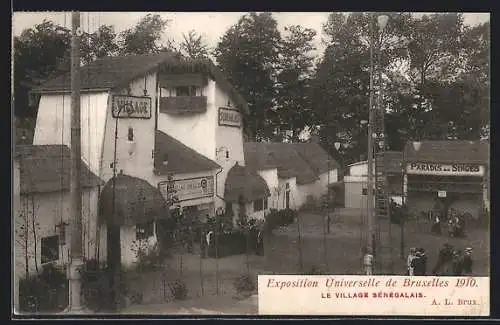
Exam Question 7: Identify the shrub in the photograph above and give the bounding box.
[205,216,263,258]
[264,208,297,232]
[81,259,129,312]
[131,241,165,273]
[169,279,188,300]
[233,274,256,294]
[19,264,68,313]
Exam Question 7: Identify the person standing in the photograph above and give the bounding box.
[462,247,473,275]
[363,247,374,275]
[418,248,427,275]
[432,243,453,275]
[431,213,442,235]
[411,250,423,276]
[452,250,464,276]
[407,248,417,276]
[206,230,214,257]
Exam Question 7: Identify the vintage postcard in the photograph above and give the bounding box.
[12,11,490,317]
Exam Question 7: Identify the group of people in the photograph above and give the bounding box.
[406,244,473,276]
[430,209,467,238]
[406,248,428,276]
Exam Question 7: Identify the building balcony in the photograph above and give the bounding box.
[159,96,207,115]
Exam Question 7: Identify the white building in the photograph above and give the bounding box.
[15,53,271,271]
[343,143,489,220]
[13,52,340,282]
[13,145,102,278]
[244,141,339,211]
[344,152,404,210]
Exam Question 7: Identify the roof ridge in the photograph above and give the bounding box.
[293,147,321,176]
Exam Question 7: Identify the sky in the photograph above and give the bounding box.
[12,12,490,58]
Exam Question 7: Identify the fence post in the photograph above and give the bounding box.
[215,213,220,296]
[162,272,167,303]
[199,227,204,297]
[297,212,303,273]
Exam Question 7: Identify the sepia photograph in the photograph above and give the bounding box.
[12,11,490,316]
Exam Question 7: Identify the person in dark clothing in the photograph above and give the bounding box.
[256,229,264,256]
[432,243,454,275]
[452,250,463,276]
[411,250,426,276]
[462,247,473,275]
[457,215,466,237]
[418,248,427,275]
[431,213,442,235]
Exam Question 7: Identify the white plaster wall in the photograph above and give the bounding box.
[157,79,217,162]
[214,83,246,211]
[296,182,316,208]
[100,72,157,184]
[120,224,158,268]
[257,168,277,212]
[344,180,369,209]
[13,188,102,279]
[33,92,109,176]
[348,161,376,177]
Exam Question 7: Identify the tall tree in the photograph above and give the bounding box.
[119,14,170,55]
[312,13,409,162]
[275,25,317,142]
[214,13,281,141]
[179,30,210,59]
[417,20,490,141]
[80,25,119,64]
[400,14,466,140]
[13,20,71,119]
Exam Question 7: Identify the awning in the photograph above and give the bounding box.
[224,163,270,203]
[99,174,169,226]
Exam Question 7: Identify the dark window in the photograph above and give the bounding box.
[175,86,197,96]
[128,127,134,141]
[41,235,59,264]
[225,150,230,159]
[264,197,268,210]
[285,183,290,190]
[136,221,155,240]
[362,188,368,195]
[254,199,264,212]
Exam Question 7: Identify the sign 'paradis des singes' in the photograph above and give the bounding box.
[406,162,484,176]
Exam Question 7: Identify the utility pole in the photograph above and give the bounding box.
[67,11,84,313]
[366,19,375,257]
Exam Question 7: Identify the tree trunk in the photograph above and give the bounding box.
[107,223,122,311]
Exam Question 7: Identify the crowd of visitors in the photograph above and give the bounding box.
[406,243,474,276]
[431,209,467,237]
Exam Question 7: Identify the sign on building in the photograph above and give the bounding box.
[112,95,152,119]
[438,190,447,198]
[406,162,484,177]
[218,107,241,128]
[158,176,214,202]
